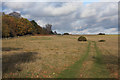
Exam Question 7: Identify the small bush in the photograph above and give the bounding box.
[98,40,106,42]
[78,36,87,41]
[98,33,105,35]
[57,34,61,35]
[63,33,69,35]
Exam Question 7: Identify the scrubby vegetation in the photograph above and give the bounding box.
[63,33,69,35]
[2,13,54,38]
[78,36,87,41]
[98,40,106,42]
[98,33,105,35]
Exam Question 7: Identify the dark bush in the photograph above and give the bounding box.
[98,40,106,42]
[63,33,69,35]
[78,36,87,41]
[98,33,105,35]
[57,34,61,35]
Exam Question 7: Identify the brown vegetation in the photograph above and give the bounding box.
[98,40,106,42]
[2,35,118,78]
[78,36,87,41]
[2,13,54,38]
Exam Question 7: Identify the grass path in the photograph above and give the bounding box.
[57,41,91,78]
[89,41,110,78]
[76,41,96,78]
[57,41,111,78]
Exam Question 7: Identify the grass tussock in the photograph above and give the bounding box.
[98,40,106,42]
[78,36,87,41]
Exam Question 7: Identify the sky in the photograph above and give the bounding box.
[1,0,119,34]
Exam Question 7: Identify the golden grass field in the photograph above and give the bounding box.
[2,35,118,78]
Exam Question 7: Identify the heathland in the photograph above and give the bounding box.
[2,35,118,78]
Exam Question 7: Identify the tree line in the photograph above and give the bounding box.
[2,14,54,38]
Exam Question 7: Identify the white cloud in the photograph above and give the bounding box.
[2,2,118,34]
[21,14,31,19]
[3,2,32,9]
[2,0,119,2]
[44,3,81,16]
[37,20,46,27]
[70,27,118,34]
[2,9,13,14]
[80,6,96,18]
[104,28,118,34]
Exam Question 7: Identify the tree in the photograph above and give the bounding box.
[2,24,10,38]
[30,20,42,34]
[2,12,54,38]
[45,24,52,34]
[54,31,57,35]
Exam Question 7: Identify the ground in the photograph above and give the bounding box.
[2,35,118,78]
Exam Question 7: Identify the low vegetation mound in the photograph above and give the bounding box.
[78,36,87,41]
[98,40,106,42]
[63,33,69,35]
[98,33,105,35]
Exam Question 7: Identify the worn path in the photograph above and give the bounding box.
[57,41,111,78]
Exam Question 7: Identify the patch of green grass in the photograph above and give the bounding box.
[57,41,91,78]
[90,41,110,78]
[93,41,103,64]
[30,37,52,40]
[40,37,52,40]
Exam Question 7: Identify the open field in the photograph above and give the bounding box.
[2,35,118,78]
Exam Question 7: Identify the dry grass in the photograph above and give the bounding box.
[2,35,118,78]
[2,35,88,78]
[85,35,118,78]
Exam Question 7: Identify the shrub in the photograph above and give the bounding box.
[98,33,105,35]
[57,34,61,35]
[63,33,69,35]
[78,36,87,41]
[98,40,105,42]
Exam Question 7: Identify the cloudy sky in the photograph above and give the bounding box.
[1,0,118,34]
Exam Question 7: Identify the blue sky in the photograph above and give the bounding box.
[2,2,118,34]
[83,0,100,5]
